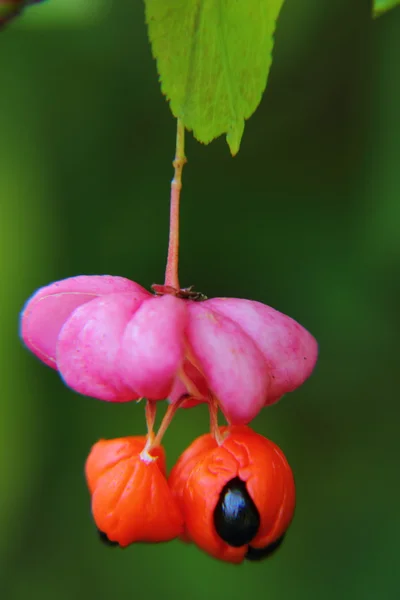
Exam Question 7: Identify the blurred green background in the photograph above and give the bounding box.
[1,0,399,598]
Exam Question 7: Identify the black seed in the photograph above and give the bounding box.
[213,477,260,547]
[245,534,286,561]
[97,528,119,547]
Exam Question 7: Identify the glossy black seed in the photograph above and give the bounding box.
[245,534,286,561]
[97,529,119,547]
[213,477,260,547]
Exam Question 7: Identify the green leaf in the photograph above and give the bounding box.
[144,0,285,155]
[373,0,400,16]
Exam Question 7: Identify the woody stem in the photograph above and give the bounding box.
[164,118,186,290]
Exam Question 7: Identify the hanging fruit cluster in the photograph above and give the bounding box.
[20,119,318,563]
[13,0,396,567]
[85,425,295,564]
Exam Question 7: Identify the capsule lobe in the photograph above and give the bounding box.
[213,477,260,547]
[245,534,285,561]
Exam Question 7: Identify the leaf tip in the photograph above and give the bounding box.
[227,121,245,157]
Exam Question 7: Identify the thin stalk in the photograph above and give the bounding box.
[164,118,186,290]
[145,399,157,440]
[209,396,225,446]
[141,399,184,458]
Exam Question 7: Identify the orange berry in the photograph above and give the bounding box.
[85,436,183,547]
[169,426,295,563]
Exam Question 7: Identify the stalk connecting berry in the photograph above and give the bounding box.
[19,119,318,562]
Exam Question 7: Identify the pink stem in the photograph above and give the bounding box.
[164,119,186,290]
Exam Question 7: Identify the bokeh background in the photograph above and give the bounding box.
[1,0,399,598]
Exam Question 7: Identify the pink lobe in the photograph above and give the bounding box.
[118,295,187,400]
[20,275,148,368]
[57,293,146,401]
[168,360,209,408]
[186,303,270,425]
[204,298,318,404]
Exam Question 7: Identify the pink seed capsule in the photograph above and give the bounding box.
[21,274,318,424]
